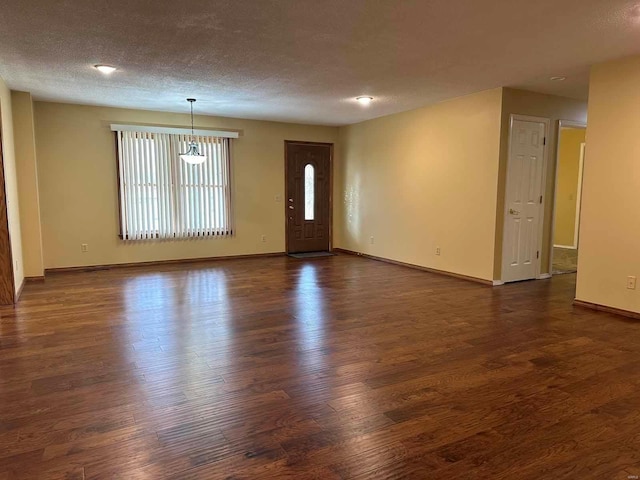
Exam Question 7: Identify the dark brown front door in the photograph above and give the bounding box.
[285,141,331,253]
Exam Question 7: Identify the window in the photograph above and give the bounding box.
[304,164,314,220]
[115,130,233,240]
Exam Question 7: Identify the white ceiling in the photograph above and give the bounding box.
[1,0,639,126]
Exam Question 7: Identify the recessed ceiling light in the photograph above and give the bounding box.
[550,76,566,82]
[356,96,373,106]
[94,64,117,74]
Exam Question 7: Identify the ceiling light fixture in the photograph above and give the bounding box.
[179,98,207,165]
[550,76,566,82]
[356,96,374,106]
[94,64,117,74]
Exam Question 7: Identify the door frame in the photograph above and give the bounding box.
[548,120,587,275]
[501,114,550,283]
[284,140,334,254]
[0,100,16,305]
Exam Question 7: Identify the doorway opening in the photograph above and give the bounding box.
[550,121,586,276]
[284,141,333,254]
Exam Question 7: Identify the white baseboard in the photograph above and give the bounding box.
[553,244,577,250]
[492,280,505,286]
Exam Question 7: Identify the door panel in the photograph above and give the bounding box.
[286,142,331,253]
[502,119,546,283]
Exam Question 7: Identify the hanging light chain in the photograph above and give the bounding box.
[190,99,195,138]
[187,98,196,142]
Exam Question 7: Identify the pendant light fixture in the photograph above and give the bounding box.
[179,98,207,165]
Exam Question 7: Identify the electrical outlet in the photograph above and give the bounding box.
[436,247,441,256]
[370,236,374,245]
[81,244,88,253]
[261,235,267,243]
[627,276,636,290]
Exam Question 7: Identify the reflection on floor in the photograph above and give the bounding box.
[553,246,578,274]
[2,255,639,478]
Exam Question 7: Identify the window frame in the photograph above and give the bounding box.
[114,131,234,240]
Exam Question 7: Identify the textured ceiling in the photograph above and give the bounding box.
[1,0,639,126]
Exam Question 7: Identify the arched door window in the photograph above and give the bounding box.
[304,164,314,220]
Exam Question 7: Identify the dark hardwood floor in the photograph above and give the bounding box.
[0,254,638,479]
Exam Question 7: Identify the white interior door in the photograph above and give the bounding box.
[573,141,586,248]
[502,118,546,283]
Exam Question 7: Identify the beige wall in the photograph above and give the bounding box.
[0,77,24,291]
[553,127,585,247]
[11,91,44,278]
[33,102,338,269]
[335,88,503,282]
[577,55,640,313]
[494,88,587,279]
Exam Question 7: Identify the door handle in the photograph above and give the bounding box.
[289,205,294,210]
[509,208,520,215]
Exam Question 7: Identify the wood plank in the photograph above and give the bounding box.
[0,255,637,478]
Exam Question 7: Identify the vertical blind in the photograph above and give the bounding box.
[116,131,233,240]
